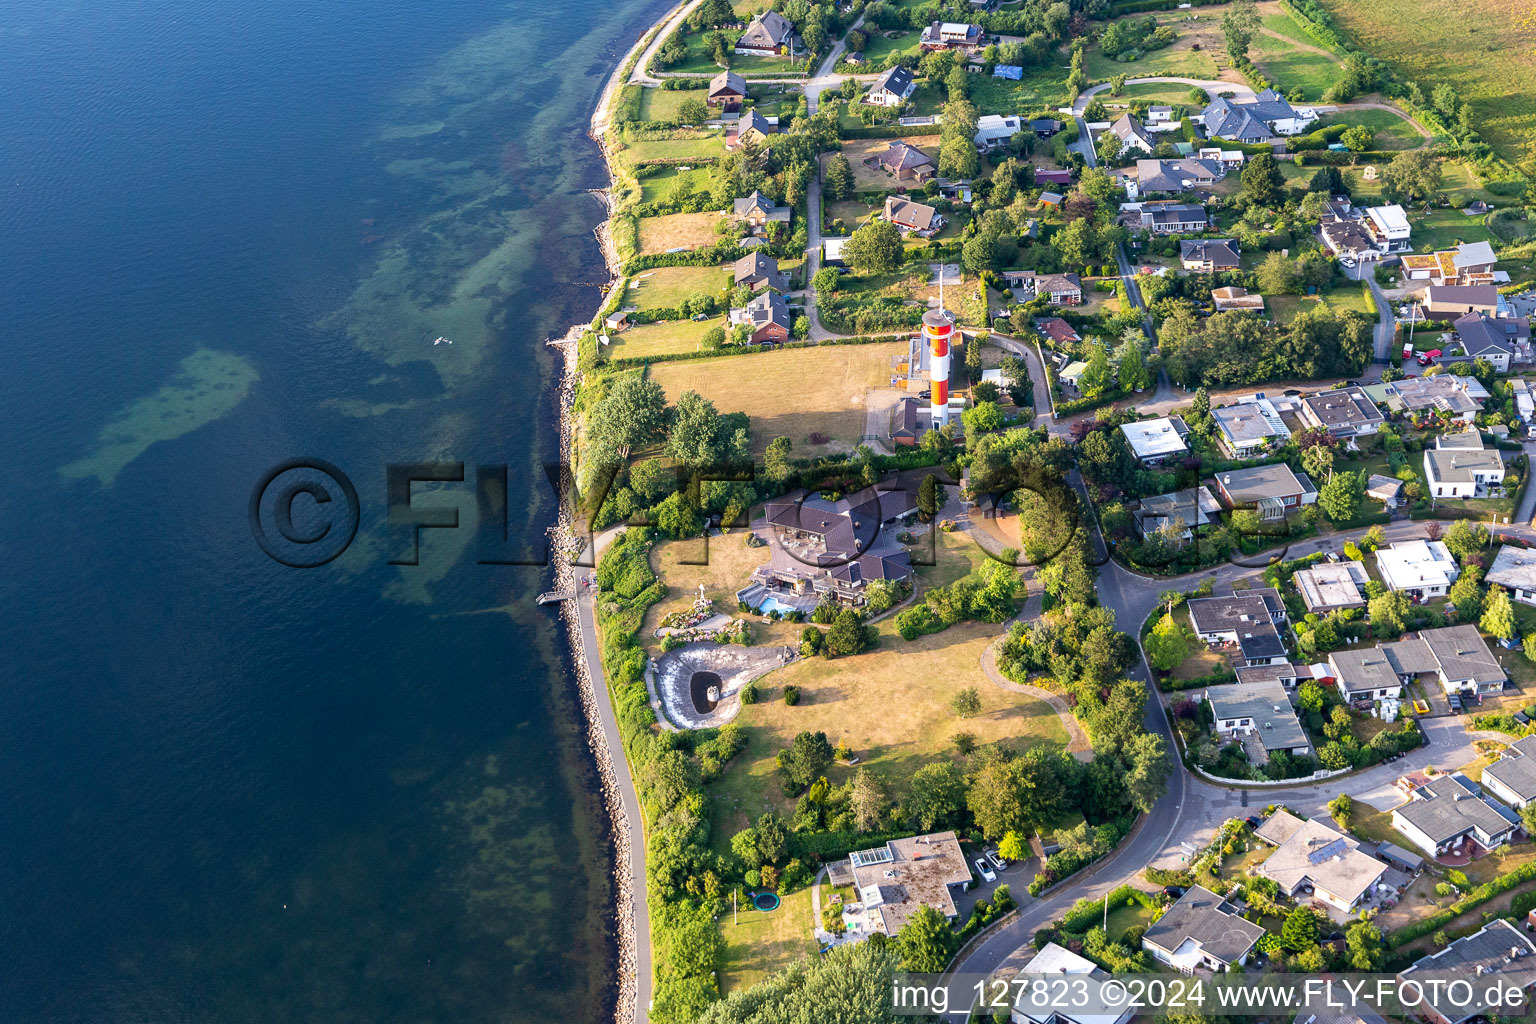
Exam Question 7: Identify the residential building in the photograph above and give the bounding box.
[865,65,916,107]
[1034,168,1072,187]
[973,113,1022,151]
[1363,204,1411,252]
[735,11,794,56]
[1253,811,1389,911]
[1211,285,1264,313]
[1109,113,1155,154]
[1422,284,1500,319]
[747,486,917,609]
[1206,679,1310,757]
[734,108,776,146]
[1132,486,1222,543]
[1400,241,1499,287]
[1180,239,1240,272]
[1329,647,1407,702]
[1120,416,1190,465]
[1211,398,1290,457]
[1133,157,1223,195]
[1380,374,1489,423]
[1188,590,1288,666]
[1392,771,1520,860]
[1234,661,1309,688]
[1196,146,1247,170]
[1009,270,1082,305]
[1482,735,1536,809]
[1199,89,1315,141]
[1487,544,1536,607]
[843,831,974,936]
[1139,201,1208,234]
[708,70,748,112]
[1376,539,1460,598]
[1397,919,1536,1024]
[1366,474,1405,508]
[1455,310,1530,372]
[1012,943,1135,1024]
[1384,624,1506,696]
[866,140,935,182]
[919,21,983,50]
[1423,429,1505,498]
[733,251,782,291]
[1141,885,1265,972]
[1029,118,1063,137]
[1059,360,1088,389]
[889,396,922,446]
[1213,463,1317,519]
[1297,386,1385,438]
[728,289,792,344]
[1320,218,1381,262]
[1038,190,1063,208]
[1034,316,1079,344]
[732,190,790,232]
[1294,561,1369,614]
[883,196,944,237]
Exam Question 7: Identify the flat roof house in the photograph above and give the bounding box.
[1214,463,1317,520]
[1012,943,1135,1024]
[1212,398,1290,457]
[1294,560,1369,614]
[1180,238,1240,273]
[735,10,795,56]
[1393,770,1521,860]
[1363,203,1411,252]
[883,196,944,237]
[974,113,1022,151]
[865,65,916,107]
[844,831,973,937]
[1211,285,1264,313]
[1297,386,1385,438]
[1398,919,1536,1024]
[1141,884,1265,973]
[1254,810,1389,911]
[1482,735,1536,809]
[1401,241,1499,287]
[1375,539,1460,599]
[1487,544,1536,608]
[1424,430,1505,499]
[1384,624,1506,696]
[1381,374,1489,424]
[1132,486,1222,543]
[1120,416,1190,465]
[919,21,983,50]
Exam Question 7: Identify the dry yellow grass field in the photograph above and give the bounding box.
[604,318,720,359]
[842,135,942,189]
[647,342,908,455]
[637,212,724,255]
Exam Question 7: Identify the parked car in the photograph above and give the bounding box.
[1284,389,1301,396]
[1326,551,1341,562]
[1448,694,1464,713]
[986,850,1008,871]
[1417,349,1442,366]
[1162,885,1186,898]
[975,858,997,883]
[1245,815,1262,828]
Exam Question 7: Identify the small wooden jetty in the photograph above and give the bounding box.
[536,590,575,605]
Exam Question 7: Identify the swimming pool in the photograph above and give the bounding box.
[756,595,800,616]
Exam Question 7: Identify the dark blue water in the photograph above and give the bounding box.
[0,0,663,1019]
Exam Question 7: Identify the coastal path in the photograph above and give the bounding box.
[627,0,704,87]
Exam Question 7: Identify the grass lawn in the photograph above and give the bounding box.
[647,341,907,455]
[641,536,806,659]
[717,885,818,994]
[1315,107,1426,150]
[1265,285,1373,326]
[703,613,1071,856]
[826,198,877,232]
[637,87,714,123]
[620,133,727,165]
[637,212,726,254]
[625,265,730,311]
[1249,31,1340,102]
[1314,0,1536,174]
[859,29,921,64]
[1112,81,1207,106]
[1405,206,1496,251]
[604,317,722,359]
[1083,10,1224,81]
[1260,5,1344,54]
[639,165,717,204]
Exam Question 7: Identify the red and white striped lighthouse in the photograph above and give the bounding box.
[923,307,953,428]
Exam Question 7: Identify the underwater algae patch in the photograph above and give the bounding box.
[59,348,259,486]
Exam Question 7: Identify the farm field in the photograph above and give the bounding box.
[625,265,730,311]
[1315,0,1536,173]
[636,211,726,254]
[603,317,720,359]
[647,341,907,454]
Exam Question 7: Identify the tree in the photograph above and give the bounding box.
[917,473,943,522]
[1369,590,1410,638]
[962,232,996,275]
[1239,151,1285,209]
[667,389,734,467]
[1317,469,1363,523]
[962,401,1005,436]
[1520,800,1536,839]
[1123,732,1173,812]
[905,761,966,830]
[1281,905,1319,953]
[823,153,853,200]
[1222,0,1259,61]
[825,608,869,657]
[1341,125,1375,153]
[897,905,957,971]
[1346,921,1383,971]
[1443,519,1490,562]
[776,731,834,793]
[1297,680,1327,712]
[1328,792,1353,829]
[1146,612,1191,671]
[763,435,793,484]
[849,768,886,832]
[1050,217,1096,268]
[678,97,708,124]
[951,687,982,719]
[587,373,668,468]
[1117,341,1150,393]
[697,938,897,1024]
[1450,566,1485,620]
[1381,149,1442,202]
[653,491,704,538]
[1257,250,1300,295]
[999,830,1028,862]
[967,758,1027,839]
[1077,342,1113,399]
[842,218,903,274]
[1483,585,1516,640]
[1301,443,1335,480]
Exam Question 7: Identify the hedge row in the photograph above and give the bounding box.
[1295,150,1404,166]
[1157,665,1237,693]
[1057,387,1131,417]
[1386,860,1536,947]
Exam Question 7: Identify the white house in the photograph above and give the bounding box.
[865,66,916,107]
[1141,885,1264,972]
[1363,204,1412,253]
[1120,416,1190,465]
[1376,539,1460,599]
[1205,679,1310,758]
[1482,735,1536,810]
[1253,811,1389,912]
[1486,544,1536,607]
[1392,772,1520,859]
[1012,944,1135,1024]
[1423,430,1505,499]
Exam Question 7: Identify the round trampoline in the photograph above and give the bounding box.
[751,891,780,912]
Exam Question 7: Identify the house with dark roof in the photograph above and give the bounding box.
[1009,270,1082,305]
[708,70,748,112]
[1034,168,1072,187]
[1109,113,1155,155]
[866,140,935,182]
[1034,316,1080,344]
[1392,771,1520,859]
[1214,463,1317,519]
[1141,885,1265,972]
[1206,680,1309,757]
[733,251,782,291]
[1131,486,1222,543]
[1422,284,1499,319]
[731,190,790,233]
[1329,645,1408,702]
[883,196,944,236]
[889,397,922,446]
[1297,386,1385,438]
[1398,919,1536,1024]
[1188,590,1288,666]
[1200,89,1315,142]
[1455,310,1530,372]
[1133,157,1223,196]
[733,108,776,146]
[1482,735,1536,810]
[1383,624,1506,697]
[728,289,791,344]
[1029,118,1063,137]
[1139,201,1208,234]
[919,21,983,50]
[865,65,916,107]
[1321,217,1381,262]
[1180,239,1240,272]
[735,11,794,56]
[746,486,918,609]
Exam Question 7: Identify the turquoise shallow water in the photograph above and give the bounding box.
[0,0,666,1019]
